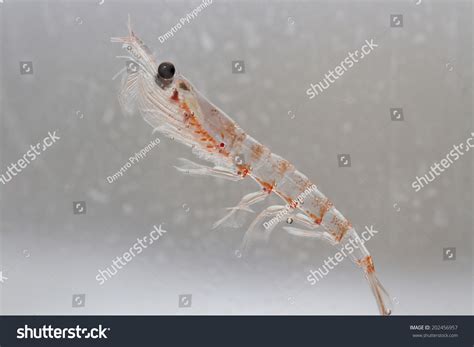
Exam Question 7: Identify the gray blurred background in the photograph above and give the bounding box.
[0,0,472,315]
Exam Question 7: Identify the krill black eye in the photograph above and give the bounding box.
[158,62,175,79]
[156,62,175,88]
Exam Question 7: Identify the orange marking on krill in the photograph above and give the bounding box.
[289,199,298,209]
[251,144,265,161]
[180,101,191,114]
[330,215,352,242]
[282,195,298,209]
[277,160,291,176]
[308,212,322,225]
[222,123,246,150]
[308,196,333,224]
[236,164,251,177]
[180,101,230,156]
[256,178,274,193]
[358,256,375,273]
[171,89,179,102]
[319,198,333,221]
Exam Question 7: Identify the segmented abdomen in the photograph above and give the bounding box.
[230,133,352,242]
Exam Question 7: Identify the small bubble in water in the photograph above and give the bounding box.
[286,217,294,224]
[182,203,190,212]
[235,156,243,165]
[234,249,242,258]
